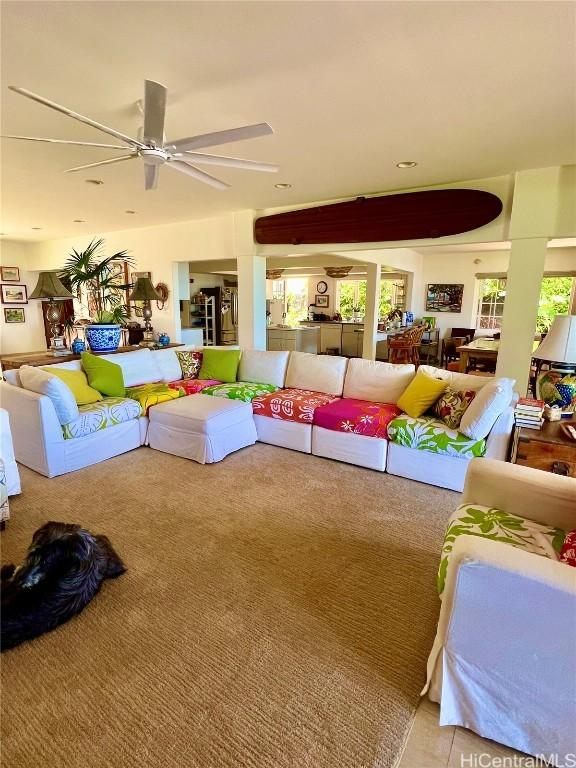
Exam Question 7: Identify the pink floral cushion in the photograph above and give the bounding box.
[252,388,339,423]
[314,398,401,438]
[168,379,222,396]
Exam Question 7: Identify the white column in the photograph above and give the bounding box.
[237,252,267,350]
[362,262,381,360]
[496,237,548,393]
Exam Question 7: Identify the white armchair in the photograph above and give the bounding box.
[0,407,21,495]
[424,459,576,763]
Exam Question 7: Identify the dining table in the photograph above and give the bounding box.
[457,338,499,373]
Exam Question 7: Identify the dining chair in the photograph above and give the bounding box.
[441,336,467,369]
[388,325,426,366]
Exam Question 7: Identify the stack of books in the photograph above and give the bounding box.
[515,397,545,430]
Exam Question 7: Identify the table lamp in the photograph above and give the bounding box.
[29,271,74,354]
[532,314,576,414]
[129,277,162,341]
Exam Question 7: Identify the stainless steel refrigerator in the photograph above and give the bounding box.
[220,287,238,345]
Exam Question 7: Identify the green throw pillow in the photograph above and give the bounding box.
[198,349,241,384]
[81,352,125,397]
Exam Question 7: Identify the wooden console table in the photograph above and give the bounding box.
[0,344,183,371]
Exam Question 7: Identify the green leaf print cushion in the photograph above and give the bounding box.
[437,504,566,596]
[202,381,279,402]
[387,414,486,458]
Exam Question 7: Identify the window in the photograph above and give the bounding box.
[284,278,308,325]
[476,276,574,332]
[337,280,365,320]
[336,277,405,320]
[271,280,285,301]
[476,278,507,329]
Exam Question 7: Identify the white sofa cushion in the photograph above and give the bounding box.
[343,359,416,404]
[100,348,162,387]
[239,350,289,388]
[459,377,516,440]
[418,365,492,392]
[19,366,79,425]
[285,352,348,396]
[151,349,183,383]
[3,370,21,387]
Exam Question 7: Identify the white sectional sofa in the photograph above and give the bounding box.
[0,346,516,490]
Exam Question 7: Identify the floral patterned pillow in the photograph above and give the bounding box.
[176,351,202,380]
[432,387,476,429]
[560,530,576,567]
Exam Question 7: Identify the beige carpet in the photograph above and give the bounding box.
[1,445,457,768]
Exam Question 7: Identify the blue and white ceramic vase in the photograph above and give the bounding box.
[71,336,86,354]
[85,324,121,352]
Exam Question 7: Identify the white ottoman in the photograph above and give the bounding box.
[148,394,257,464]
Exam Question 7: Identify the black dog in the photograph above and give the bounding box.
[1,521,126,651]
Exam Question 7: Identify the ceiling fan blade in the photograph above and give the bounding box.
[8,86,146,149]
[64,154,137,173]
[144,163,159,190]
[143,80,167,147]
[2,135,129,149]
[168,122,273,153]
[180,152,279,173]
[165,159,229,190]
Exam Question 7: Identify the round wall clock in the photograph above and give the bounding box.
[316,280,328,294]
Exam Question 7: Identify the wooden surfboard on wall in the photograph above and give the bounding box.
[254,189,503,245]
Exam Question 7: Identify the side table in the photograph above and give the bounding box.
[511,416,576,477]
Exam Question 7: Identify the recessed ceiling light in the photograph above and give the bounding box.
[85,179,104,185]
[274,183,292,189]
[396,161,418,169]
[73,219,86,223]
[31,227,43,230]
[125,210,136,214]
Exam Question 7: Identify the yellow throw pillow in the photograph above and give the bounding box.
[397,371,448,419]
[42,367,103,405]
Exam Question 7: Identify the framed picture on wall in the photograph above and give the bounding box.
[1,284,28,304]
[425,283,464,312]
[1,266,20,281]
[4,307,25,323]
[315,295,329,308]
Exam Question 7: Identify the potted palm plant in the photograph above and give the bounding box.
[60,239,134,352]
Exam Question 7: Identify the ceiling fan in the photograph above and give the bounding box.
[4,80,278,190]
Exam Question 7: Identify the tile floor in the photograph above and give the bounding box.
[397,697,526,768]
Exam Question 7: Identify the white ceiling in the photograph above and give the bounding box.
[1,1,574,242]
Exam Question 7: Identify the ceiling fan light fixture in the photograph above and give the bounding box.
[7,81,277,193]
[396,161,418,168]
[274,183,292,189]
[266,269,284,280]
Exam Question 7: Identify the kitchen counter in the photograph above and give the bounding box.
[267,326,319,353]
[299,321,407,357]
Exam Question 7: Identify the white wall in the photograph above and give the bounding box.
[0,240,46,354]
[27,215,235,345]
[414,247,576,339]
[188,270,226,295]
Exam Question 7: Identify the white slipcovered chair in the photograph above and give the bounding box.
[424,458,576,763]
[0,407,21,496]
